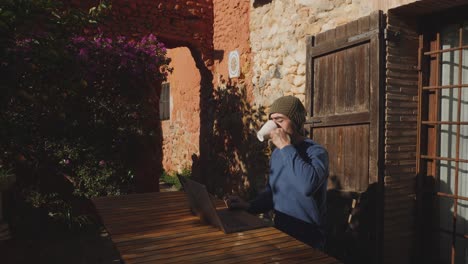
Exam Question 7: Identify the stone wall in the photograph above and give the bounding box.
[249,0,417,108]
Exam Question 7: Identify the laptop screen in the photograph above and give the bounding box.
[180,178,223,229]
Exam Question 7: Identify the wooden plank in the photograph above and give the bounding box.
[355,44,370,112]
[97,206,190,219]
[118,228,280,253]
[343,126,356,190]
[98,201,187,215]
[318,125,370,192]
[314,54,335,116]
[385,151,417,159]
[313,56,324,115]
[355,125,370,191]
[335,46,347,114]
[325,127,336,188]
[357,13,371,34]
[368,34,381,185]
[308,112,370,128]
[385,108,418,116]
[370,12,384,264]
[246,249,340,264]
[332,44,370,114]
[114,224,216,244]
[345,18,359,39]
[122,229,288,262]
[131,238,303,263]
[309,32,375,59]
[187,240,310,264]
[335,127,345,188]
[387,77,419,86]
[322,27,336,45]
[385,144,417,152]
[335,23,347,40]
[306,36,314,116]
[100,217,197,234]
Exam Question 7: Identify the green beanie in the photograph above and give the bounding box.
[269,96,306,131]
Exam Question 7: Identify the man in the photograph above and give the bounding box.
[226,95,329,249]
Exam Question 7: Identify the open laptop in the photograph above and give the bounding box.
[177,175,269,234]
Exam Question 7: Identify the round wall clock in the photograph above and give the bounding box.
[228,50,240,78]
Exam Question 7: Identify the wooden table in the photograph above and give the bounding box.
[92,191,341,263]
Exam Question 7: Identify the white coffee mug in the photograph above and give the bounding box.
[256,120,278,142]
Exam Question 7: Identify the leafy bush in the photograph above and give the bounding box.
[0,0,171,230]
[160,167,191,191]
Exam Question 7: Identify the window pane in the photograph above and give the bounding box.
[463,51,468,124]
[439,160,455,192]
[441,50,460,86]
[462,125,468,160]
[439,123,457,159]
[463,49,468,85]
[440,88,459,122]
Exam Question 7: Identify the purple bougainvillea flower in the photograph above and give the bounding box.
[78,48,88,60]
[71,36,86,46]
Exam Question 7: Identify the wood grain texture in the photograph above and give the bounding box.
[93,192,340,263]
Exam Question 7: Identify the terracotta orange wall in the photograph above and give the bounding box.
[162,47,201,173]
[212,0,252,98]
[161,1,252,175]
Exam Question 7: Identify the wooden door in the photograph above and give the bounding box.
[305,11,385,264]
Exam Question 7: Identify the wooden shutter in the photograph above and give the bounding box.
[305,11,385,263]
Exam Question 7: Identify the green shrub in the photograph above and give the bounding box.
[0,0,171,230]
[160,167,191,191]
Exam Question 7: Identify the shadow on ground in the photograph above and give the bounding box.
[0,226,121,264]
[1,182,185,264]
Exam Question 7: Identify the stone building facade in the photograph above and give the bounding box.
[75,0,468,263]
